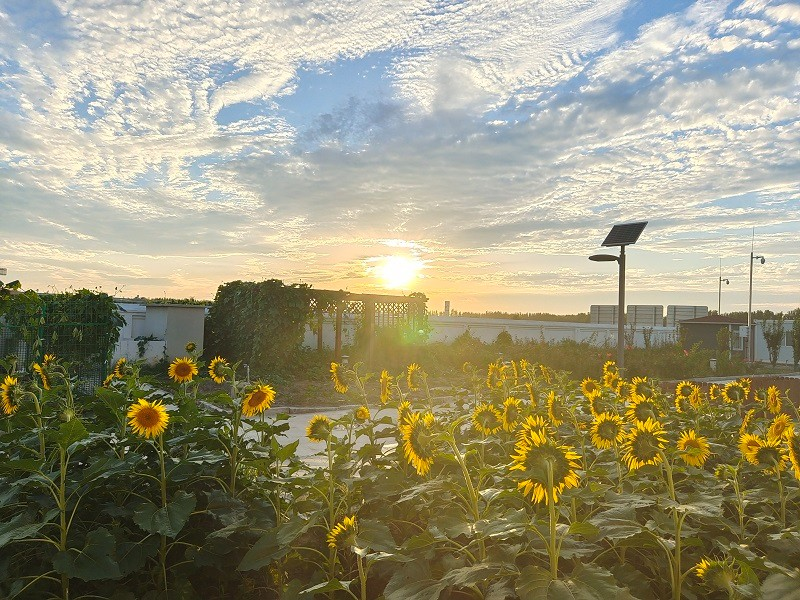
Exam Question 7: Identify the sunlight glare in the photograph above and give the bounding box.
[373,256,423,290]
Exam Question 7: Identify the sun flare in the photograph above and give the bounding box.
[372,255,423,290]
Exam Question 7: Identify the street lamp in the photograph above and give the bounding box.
[747,251,765,362]
[589,221,648,371]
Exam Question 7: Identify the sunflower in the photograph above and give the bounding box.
[674,380,700,410]
[406,363,423,391]
[306,415,332,442]
[547,391,568,426]
[127,399,169,439]
[739,409,755,435]
[185,341,197,353]
[501,397,522,432]
[330,362,348,394]
[739,432,763,459]
[102,373,115,387]
[539,364,553,385]
[355,405,370,422]
[695,557,738,592]
[765,386,782,414]
[525,383,538,406]
[208,356,229,384]
[739,378,752,397]
[580,378,601,398]
[401,411,437,476]
[590,413,626,450]
[621,418,667,471]
[722,380,747,404]
[626,395,660,424]
[629,376,654,399]
[32,363,51,390]
[242,384,276,417]
[397,400,413,426]
[509,427,581,505]
[708,384,721,402]
[767,413,792,442]
[486,362,502,389]
[518,358,530,375]
[168,357,198,383]
[749,437,787,474]
[516,415,550,443]
[602,360,618,378]
[511,360,519,385]
[1,375,22,415]
[327,515,357,549]
[472,402,502,436]
[42,353,57,366]
[787,428,800,481]
[588,394,615,418]
[604,372,623,394]
[379,369,393,404]
[741,433,786,473]
[677,430,711,468]
[113,357,128,378]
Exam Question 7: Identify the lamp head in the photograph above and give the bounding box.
[589,253,619,262]
[722,278,729,285]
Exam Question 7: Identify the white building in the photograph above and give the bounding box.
[114,302,207,363]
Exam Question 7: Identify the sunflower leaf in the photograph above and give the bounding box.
[132,490,196,538]
[52,527,121,581]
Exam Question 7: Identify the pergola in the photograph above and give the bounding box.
[309,291,427,362]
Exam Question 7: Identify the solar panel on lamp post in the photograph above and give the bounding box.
[589,221,648,372]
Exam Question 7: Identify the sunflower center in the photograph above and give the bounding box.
[598,421,619,440]
[136,407,159,428]
[632,431,660,461]
[175,363,193,377]
[248,390,266,407]
[755,446,781,466]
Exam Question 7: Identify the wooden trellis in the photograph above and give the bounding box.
[309,291,427,362]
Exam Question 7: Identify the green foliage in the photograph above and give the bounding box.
[205,279,315,376]
[3,342,800,599]
[789,309,800,368]
[761,313,786,367]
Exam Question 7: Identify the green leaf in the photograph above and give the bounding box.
[116,536,159,577]
[0,458,44,474]
[762,572,800,600]
[133,490,196,537]
[299,579,351,595]
[53,527,122,582]
[356,519,396,552]
[275,439,300,461]
[238,517,313,571]
[517,563,640,600]
[54,419,89,449]
[0,513,48,549]
[569,521,600,539]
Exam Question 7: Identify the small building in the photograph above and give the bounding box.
[679,315,747,355]
[114,302,207,363]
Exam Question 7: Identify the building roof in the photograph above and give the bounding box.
[680,314,747,325]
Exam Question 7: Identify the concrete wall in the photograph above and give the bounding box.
[751,320,796,365]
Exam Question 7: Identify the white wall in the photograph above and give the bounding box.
[302,314,678,350]
[752,320,796,365]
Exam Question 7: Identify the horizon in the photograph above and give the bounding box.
[1,1,798,315]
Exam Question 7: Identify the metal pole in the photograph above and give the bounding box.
[618,245,626,370]
[748,251,753,362]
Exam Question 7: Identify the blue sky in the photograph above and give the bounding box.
[0,0,798,314]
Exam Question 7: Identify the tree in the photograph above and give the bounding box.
[789,308,800,368]
[761,313,786,367]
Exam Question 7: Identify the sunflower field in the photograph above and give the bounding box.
[1,350,800,600]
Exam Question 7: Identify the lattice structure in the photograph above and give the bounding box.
[309,290,428,362]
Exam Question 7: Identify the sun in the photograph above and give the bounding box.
[373,255,423,290]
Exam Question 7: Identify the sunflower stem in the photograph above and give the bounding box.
[446,434,486,562]
[58,445,69,600]
[546,459,559,579]
[158,434,169,598]
[357,554,368,600]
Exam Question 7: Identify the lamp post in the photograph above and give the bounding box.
[747,251,765,362]
[718,276,728,313]
[589,221,648,372]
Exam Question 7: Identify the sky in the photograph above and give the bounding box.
[1,0,799,316]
